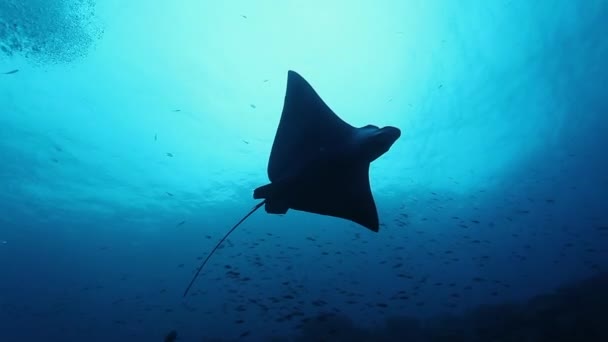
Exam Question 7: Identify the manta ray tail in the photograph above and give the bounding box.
[183,200,266,297]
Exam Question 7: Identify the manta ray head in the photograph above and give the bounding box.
[355,125,401,163]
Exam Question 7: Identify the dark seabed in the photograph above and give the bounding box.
[0,1,607,341]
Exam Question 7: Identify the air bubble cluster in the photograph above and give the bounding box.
[0,0,103,64]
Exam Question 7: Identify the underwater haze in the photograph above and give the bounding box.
[1,0,608,341]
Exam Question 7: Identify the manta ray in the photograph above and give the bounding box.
[183,70,400,297]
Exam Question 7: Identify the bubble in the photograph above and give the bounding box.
[0,0,103,64]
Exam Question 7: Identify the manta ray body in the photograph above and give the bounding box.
[183,71,401,296]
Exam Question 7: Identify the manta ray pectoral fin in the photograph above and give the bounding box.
[288,162,380,232]
[267,71,356,183]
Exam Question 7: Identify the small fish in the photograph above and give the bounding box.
[2,69,18,75]
[154,134,157,141]
[242,140,249,144]
[438,84,443,89]
[166,152,173,157]
[166,192,174,197]
[250,104,256,109]
[241,15,248,19]
[172,109,181,112]
[164,330,177,342]
[176,220,186,227]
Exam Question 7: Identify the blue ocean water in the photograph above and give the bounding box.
[1,1,607,341]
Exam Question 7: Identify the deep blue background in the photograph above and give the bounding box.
[1,1,607,341]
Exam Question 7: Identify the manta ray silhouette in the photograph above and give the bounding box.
[183,70,400,297]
